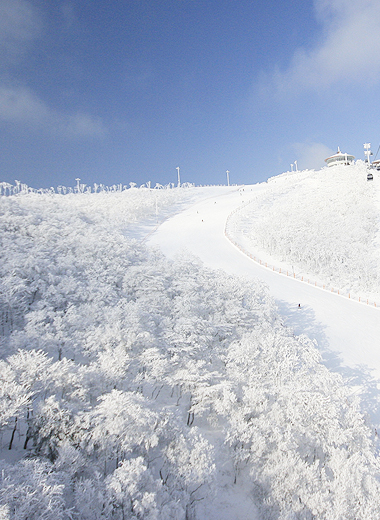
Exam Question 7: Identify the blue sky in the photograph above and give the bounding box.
[1,0,380,189]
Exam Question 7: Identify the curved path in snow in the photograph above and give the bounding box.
[148,185,380,428]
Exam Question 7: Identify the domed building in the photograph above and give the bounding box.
[325,147,355,167]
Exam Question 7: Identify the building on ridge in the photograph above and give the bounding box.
[372,159,380,170]
[325,147,355,167]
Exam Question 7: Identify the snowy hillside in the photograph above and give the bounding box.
[1,181,380,520]
[228,162,380,301]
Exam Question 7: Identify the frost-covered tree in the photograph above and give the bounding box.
[105,458,160,520]
[80,390,160,473]
[0,459,69,520]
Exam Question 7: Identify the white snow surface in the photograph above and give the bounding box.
[147,174,380,430]
[2,168,380,520]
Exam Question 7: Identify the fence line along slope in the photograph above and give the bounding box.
[227,162,380,303]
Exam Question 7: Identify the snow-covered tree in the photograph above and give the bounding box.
[0,459,69,520]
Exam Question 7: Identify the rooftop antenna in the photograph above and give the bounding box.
[364,143,372,166]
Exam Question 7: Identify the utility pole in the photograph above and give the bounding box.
[226,170,230,186]
[176,167,181,187]
[364,143,372,166]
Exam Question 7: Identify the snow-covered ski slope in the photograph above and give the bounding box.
[148,164,380,429]
[2,170,380,520]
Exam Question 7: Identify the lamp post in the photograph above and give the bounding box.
[226,170,230,186]
[364,143,372,167]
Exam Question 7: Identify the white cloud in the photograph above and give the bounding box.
[292,142,336,170]
[0,3,106,140]
[0,85,48,122]
[65,112,106,138]
[0,85,106,138]
[0,0,42,64]
[273,0,380,93]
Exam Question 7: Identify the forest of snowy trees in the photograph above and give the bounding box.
[228,162,380,300]
[1,181,380,519]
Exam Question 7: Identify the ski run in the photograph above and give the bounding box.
[1,161,380,519]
